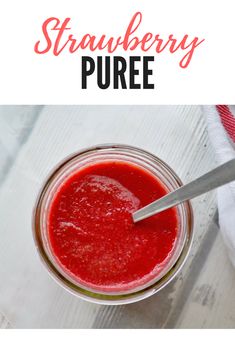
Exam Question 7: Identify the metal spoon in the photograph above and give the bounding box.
[133,158,235,223]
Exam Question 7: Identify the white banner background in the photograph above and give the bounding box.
[0,0,234,104]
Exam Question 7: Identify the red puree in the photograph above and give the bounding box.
[48,161,178,292]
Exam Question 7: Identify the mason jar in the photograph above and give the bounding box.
[32,144,194,304]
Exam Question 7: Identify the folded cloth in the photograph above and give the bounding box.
[203,105,235,266]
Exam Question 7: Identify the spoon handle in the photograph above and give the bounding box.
[133,158,235,223]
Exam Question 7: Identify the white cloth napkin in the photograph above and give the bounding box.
[203,105,235,266]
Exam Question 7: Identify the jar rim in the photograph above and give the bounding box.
[32,144,194,304]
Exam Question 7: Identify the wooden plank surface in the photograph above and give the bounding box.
[0,105,234,328]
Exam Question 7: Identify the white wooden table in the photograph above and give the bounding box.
[0,105,234,328]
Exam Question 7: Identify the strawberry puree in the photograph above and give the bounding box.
[48,160,178,292]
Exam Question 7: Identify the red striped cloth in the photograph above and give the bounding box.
[216,105,235,143]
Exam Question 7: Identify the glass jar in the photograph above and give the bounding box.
[32,144,193,304]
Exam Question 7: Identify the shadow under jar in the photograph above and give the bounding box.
[33,144,194,305]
